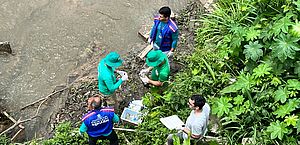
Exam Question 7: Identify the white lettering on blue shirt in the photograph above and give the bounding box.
[91,115,110,126]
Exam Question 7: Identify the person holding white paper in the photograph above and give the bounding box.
[166,94,210,145]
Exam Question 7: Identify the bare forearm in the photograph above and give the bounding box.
[183,127,190,135]
[148,79,162,86]
[182,128,201,139]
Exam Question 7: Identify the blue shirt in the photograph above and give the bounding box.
[80,109,120,137]
[150,21,179,50]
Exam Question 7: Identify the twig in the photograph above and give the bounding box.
[0,96,46,136]
[21,73,85,110]
[21,87,67,110]
[20,57,99,110]
[0,117,35,136]
[11,128,24,141]
[1,59,96,136]
[3,111,24,129]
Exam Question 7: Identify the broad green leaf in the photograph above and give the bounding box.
[274,99,300,118]
[294,61,300,77]
[288,98,300,109]
[284,115,298,126]
[245,27,261,41]
[212,97,233,117]
[296,120,300,134]
[163,93,172,102]
[243,100,251,110]
[243,41,263,61]
[271,34,300,62]
[282,5,292,13]
[221,73,254,93]
[233,95,244,105]
[235,73,254,93]
[274,87,289,103]
[271,77,282,86]
[253,63,272,78]
[223,34,232,43]
[231,35,243,49]
[228,23,244,36]
[273,104,293,118]
[271,15,293,35]
[221,84,237,94]
[287,79,300,90]
[290,20,300,37]
[192,69,199,75]
[293,0,300,11]
[266,121,288,140]
[229,107,242,120]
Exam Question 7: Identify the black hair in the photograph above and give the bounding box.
[159,6,171,18]
[91,99,102,110]
[190,94,206,109]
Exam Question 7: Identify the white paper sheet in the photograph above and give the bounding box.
[160,115,184,130]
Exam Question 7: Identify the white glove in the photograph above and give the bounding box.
[139,68,150,76]
[141,76,149,84]
[147,38,152,44]
[121,73,128,81]
[167,51,174,58]
[175,126,184,131]
[116,70,127,77]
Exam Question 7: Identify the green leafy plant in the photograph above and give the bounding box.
[42,122,88,145]
[243,41,263,61]
[0,135,10,145]
[266,121,289,140]
[271,34,300,62]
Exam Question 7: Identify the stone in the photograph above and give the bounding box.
[0,41,12,54]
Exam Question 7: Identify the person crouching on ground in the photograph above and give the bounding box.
[80,96,120,145]
[167,94,210,145]
[140,50,170,87]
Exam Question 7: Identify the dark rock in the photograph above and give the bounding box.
[0,41,12,54]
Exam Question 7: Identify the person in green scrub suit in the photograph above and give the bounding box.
[140,50,170,87]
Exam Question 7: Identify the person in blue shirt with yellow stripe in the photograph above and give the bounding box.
[80,96,119,145]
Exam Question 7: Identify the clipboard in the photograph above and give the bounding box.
[160,115,184,130]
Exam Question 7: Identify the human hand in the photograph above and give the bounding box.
[139,68,150,76]
[141,76,149,84]
[121,73,128,81]
[116,70,127,77]
[175,126,184,131]
[147,38,152,44]
[167,51,174,58]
